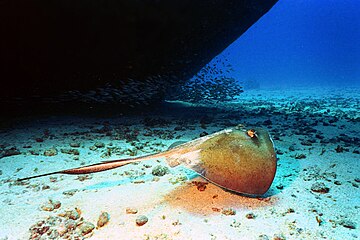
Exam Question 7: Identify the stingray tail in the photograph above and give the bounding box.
[16,152,164,181]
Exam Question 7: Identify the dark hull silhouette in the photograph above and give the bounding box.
[0,0,278,108]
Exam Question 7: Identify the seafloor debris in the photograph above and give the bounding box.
[76,175,92,182]
[41,199,61,212]
[29,208,96,239]
[338,219,357,229]
[58,209,81,220]
[329,218,358,230]
[2,88,359,239]
[230,219,241,228]
[1,147,21,158]
[192,181,208,191]
[62,189,79,197]
[335,145,348,153]
[168,174,188,185]
[60,148,80,155]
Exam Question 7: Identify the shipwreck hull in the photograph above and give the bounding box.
[0,0,278,107]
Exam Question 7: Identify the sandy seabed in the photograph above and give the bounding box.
[0,87,359,240]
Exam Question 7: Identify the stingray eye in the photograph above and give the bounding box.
[247,129,257,138]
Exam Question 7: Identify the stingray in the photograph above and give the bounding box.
[18,125,277,196]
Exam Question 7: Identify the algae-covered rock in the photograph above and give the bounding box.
[151,165,169,176]
[77,221,95,236]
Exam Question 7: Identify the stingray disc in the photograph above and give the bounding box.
[195,127,277,196]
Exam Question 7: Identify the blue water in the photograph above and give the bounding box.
[216,0,360,89]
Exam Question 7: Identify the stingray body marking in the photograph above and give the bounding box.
[18,126,277,196]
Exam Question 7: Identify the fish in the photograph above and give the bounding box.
[17,125,277,196]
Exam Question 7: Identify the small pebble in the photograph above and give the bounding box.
[199,131,209,137]
[258,234,270,240]
[126,207,138,214]
[335,145,345,153]
[49,176,58,182]
[311,182,330,193]
[136,215,148,226]
[76,175,92,181]
[133,180,145,184]
[334,180,342,185]
[70,142,80,148]
[51,200,61,209]
[63,189,79,196]
[222,208,236,216]
[288,146,295,151]
[97,212,110,228]
[44,147,58,156]
[246,213,256,219]
[273,233,286,240]
[89,146,97,151]
[300,140,312,146]
[94,142,105,148]
[41,202,54,211]
[286,208,295,213]
[294,153,306,159]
